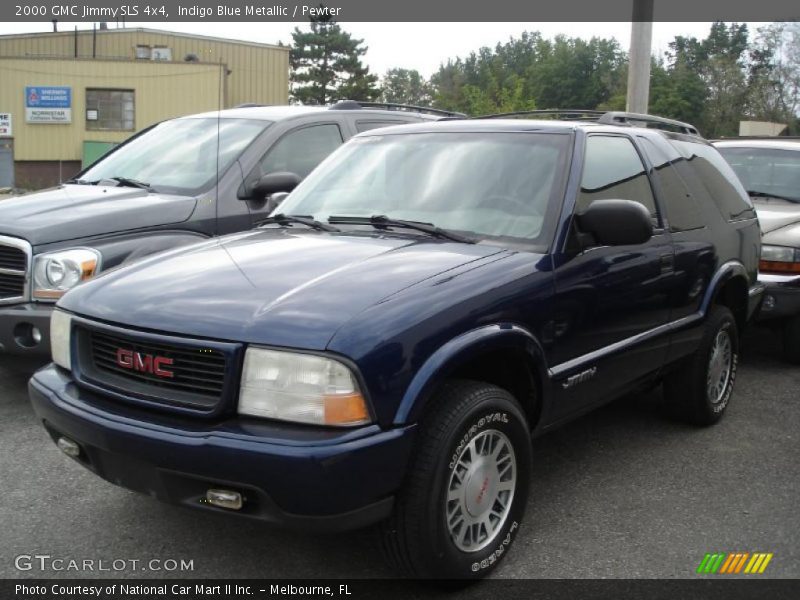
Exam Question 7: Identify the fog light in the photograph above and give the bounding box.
[57,436,80,457]
[762,294,776,311]
[31,327,42,344]
[206,489,243,510]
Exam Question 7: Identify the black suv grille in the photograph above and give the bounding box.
[0,245,27,271]
[0,272,25,299]
[0,244,27,301]
[82,328,228,409]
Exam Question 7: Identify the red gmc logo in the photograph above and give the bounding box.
[115,348,174,378]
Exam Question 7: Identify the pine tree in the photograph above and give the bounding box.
[290,12,380,105]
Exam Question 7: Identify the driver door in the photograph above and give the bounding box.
[549,134,675,420]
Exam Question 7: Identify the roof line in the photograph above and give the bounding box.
[0,26,289,52]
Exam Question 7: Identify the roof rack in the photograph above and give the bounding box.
[475,109,606,121]
[597,112,700,135]
[473,109,701,136]
[329,100,466,118]
[234,103,269,108]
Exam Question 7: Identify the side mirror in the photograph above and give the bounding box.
[250,171,301,199]
[576,199,654,246]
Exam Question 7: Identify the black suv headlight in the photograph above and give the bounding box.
[32,248,101,300]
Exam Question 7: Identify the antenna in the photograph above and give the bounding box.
[214,59,223,236]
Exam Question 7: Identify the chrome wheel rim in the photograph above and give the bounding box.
[446,429,516,553]
[707,329,733,404]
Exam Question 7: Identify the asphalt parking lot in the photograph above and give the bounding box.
[0,328,797,580]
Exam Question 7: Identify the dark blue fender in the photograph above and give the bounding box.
[393,323,551,428]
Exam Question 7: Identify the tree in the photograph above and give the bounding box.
[746,22,800,128]
[651,22,752,137]
[429,31,624,115]
[381,68,432,105]
[290,12,380,105]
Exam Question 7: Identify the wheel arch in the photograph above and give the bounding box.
[393,324,549,430]
[702,261,750,331]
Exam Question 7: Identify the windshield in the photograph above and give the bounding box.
[80,118,270,195]
[717,146,800,203]
[277,132,572,247]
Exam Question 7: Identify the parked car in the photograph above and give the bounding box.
[30,111,762,579]
[0,101,455,358]
[714,138,800,362]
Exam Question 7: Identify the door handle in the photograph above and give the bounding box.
[660,253,674,273]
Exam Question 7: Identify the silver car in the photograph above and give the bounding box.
[715,139,800,363]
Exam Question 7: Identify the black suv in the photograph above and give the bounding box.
[0,101,455,357]
[30,111,762,579]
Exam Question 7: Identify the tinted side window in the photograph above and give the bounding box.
[670,139,756,222]
[578,135,658,222]
[639,137,705,232]
[259,124,343,179]
[356,120,409,133]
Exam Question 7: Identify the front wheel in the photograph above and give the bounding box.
[380,380,532,579]
[664,305,738,426]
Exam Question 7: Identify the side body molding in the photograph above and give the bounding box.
[393,323,548,426]
[549,260,750,379]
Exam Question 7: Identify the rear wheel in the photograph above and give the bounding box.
[782,315,800,365]
[380,380,532,579]
[664,305,738,426]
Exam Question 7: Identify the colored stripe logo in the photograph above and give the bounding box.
[696,552,773,574]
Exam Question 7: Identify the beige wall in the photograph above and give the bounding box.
[0,57,228,161]
[0,28,290,108]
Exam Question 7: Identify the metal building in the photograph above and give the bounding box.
[0,27,289,189]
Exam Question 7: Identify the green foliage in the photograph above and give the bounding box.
[290,12,380,105]
[429,32,624,115]
[381,68,433,105]
[384,22,799,135]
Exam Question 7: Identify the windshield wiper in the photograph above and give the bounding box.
[257,213,341,232]
[328,215,476,244]
[746,190,800,203]
[108,176,152,190]
[64,178,94,185]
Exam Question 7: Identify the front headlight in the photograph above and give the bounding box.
[238,348,371,427]
[32,248,100,301]
[760,245,800,274]
[50,309,72,369]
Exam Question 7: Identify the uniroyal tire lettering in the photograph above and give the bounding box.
[449,412,509,469]
[710,322,737,414]
[471,521,519,572]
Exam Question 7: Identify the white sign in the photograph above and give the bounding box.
[25,108,72,123]
[0,113,11,137]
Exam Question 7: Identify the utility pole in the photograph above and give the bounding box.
[626,0,654,114]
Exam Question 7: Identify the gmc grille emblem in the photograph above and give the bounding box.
[115,348,174,378]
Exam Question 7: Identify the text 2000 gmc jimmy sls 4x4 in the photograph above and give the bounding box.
[30,111,762,579]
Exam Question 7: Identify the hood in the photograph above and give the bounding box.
[0,184,197,246]
[59,230,507,350]
[753,198,800,234]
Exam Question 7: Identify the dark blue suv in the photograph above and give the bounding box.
[29,112,763,579]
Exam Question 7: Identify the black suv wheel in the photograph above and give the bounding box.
[380,380,532,578]
[664,305,739,425]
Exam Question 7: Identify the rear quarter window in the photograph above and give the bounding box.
[669,139,756,222]
[638,136,706,232]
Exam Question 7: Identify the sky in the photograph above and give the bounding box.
[0,21,766,77]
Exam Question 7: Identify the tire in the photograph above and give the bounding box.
[380,380,532,579]
[664,305,739,426]
[782,315,800,365]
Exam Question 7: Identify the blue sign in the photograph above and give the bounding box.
[25,86,72,108]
